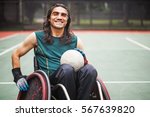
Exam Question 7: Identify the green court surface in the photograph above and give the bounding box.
[0,31,150,100]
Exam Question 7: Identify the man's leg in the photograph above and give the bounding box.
[77,64,97,100]
[50,64,76,99]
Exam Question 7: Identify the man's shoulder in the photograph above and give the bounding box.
[34,30,44,35]
[71,33,78,39]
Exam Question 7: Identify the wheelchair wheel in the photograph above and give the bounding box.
[50,84,71,100]
[17,70,51,100]
[91,78,111,100]
[37,71,70,100]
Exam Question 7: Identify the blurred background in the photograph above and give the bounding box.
[0,0,150,30]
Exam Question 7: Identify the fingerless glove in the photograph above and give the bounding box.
[12,68,23,83]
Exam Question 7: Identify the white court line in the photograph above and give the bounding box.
[126,37,150,51]
[0,43,20,56]
[0,34,18,41]
[0,33,20,56]
[0,82,15,85]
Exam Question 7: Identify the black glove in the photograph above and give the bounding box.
[74,48,88,65]
[12,68,29,91]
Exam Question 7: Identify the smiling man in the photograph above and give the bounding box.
[11,3,97,100]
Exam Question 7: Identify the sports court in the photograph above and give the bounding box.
[0,30,150,100]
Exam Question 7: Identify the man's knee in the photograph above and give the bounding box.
[60,64,74,74]
[56,64,75,79]
[80,64,97,78]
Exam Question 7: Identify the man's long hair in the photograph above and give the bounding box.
[43,3,72,44]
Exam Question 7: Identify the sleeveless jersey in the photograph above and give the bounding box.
[34,31,77,76]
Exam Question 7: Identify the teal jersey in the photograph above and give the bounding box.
[34,31,77,76]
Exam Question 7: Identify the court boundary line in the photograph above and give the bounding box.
[126,37,150,51]
[0,33,20,56]
[0,31,32,40]
[0,43,20,56]
[0,34,18,41]
[0,82,15,85]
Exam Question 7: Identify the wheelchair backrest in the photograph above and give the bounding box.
[34,56,39,71]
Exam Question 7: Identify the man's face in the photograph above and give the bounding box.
[49,7,68,29]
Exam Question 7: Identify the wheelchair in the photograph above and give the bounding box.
[17,57,110,100]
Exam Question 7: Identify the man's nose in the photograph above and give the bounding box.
[57,14,63,19]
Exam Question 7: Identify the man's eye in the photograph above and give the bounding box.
[52,12,68,18]
[52,12,59,16]
[61,13,67,17]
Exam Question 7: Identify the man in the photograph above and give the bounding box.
[12,3,97,100]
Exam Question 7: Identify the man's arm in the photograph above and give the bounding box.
[76,37,88,65]
[12,32,37,68]
[11,32,37,91]
[76,37,84,50]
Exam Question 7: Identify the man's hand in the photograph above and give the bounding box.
[16,77,29,91]
[74,48,88,65]
[12,68,29,91]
